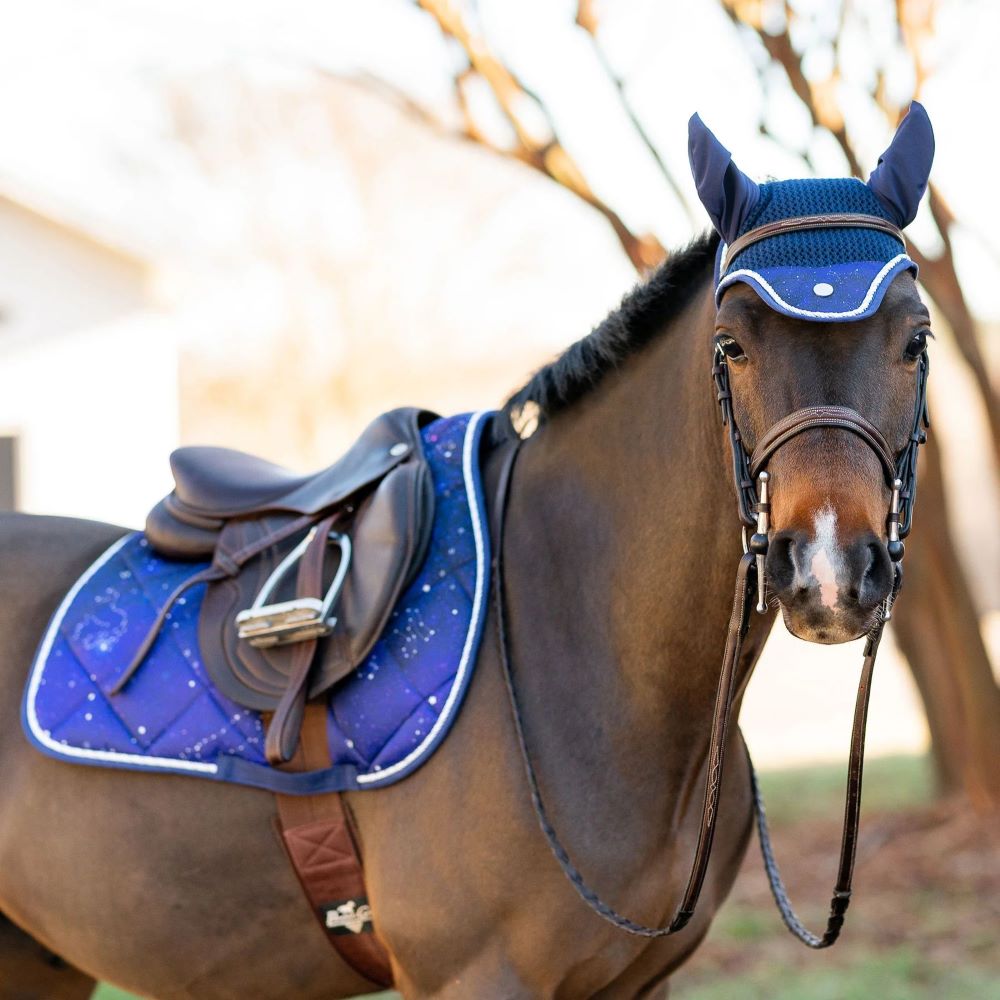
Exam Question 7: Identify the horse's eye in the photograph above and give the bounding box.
[904,330,930,361]
[717,336,747,361]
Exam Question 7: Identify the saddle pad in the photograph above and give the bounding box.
[23,411,493,795]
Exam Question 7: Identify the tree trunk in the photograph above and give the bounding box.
[891,435,1000,809]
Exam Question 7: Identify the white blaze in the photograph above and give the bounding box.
[797,506,844,609]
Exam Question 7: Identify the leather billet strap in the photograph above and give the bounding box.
[275,704,394,987]
[721,213,905,272]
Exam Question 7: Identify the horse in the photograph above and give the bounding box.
[0,110,934,998]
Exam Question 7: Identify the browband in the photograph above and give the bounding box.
[721,214,906,274]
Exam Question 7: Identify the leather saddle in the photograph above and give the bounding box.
[129,407,438,764]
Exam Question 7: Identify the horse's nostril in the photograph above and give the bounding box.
[861,544,879,594]
[857,540,892,607]
[765,533,797,594]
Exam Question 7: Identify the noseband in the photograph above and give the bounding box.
[713,345,929,568]
[492,309,930,948]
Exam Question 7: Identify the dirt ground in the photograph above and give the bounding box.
[674,778,1000,999]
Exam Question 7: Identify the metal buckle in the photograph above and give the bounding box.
[754,472,770,613]
[235,529,352,648]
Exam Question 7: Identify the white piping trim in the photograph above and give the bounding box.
[718,253,912,319]
[356,409,490,785]
[23,533,219,775]
[27,411,491,785]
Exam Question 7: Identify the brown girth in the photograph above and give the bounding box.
[721,213,905,273]
[274,705,393,987]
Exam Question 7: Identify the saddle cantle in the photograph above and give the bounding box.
[133,407,438,763]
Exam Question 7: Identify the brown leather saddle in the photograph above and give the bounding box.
[119,407,438,764]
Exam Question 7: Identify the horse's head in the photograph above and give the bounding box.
[690,106,934,643]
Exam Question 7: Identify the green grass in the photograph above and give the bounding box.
[92,987,139,1000]
[749,752,934,825]
[675,946,1000,1000]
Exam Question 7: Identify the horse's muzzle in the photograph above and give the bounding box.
[764,526,894,643]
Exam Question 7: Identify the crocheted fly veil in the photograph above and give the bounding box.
[688,104,934,321]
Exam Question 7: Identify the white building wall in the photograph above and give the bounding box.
[0,196,146,347]
[0,312,179,528]
[0,199,178,528]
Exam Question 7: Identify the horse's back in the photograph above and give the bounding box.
[0,512,374,999]
[0,513,128,752]
[0,511,127,635]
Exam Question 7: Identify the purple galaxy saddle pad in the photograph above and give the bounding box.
[23,411,492,795]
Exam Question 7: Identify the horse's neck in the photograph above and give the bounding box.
[502,285,743,844]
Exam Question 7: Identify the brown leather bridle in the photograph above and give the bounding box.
[720,213,905,273]
[492,292,930,947]
[706,340,929,946]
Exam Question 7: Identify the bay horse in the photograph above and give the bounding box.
[0,112,934,998]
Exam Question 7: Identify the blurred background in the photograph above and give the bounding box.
[0,1,996,997]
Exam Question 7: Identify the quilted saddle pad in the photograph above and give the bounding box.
[23,411,493,795]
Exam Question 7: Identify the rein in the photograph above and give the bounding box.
[492,340,929,947]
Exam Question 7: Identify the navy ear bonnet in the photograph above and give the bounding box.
[688,103,934,322]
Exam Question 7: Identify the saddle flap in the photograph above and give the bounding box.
[199,454,435,711]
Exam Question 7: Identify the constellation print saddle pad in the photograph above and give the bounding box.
[23,411,492,795]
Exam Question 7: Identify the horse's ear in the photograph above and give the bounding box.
[687,113,760,243]
[867,102,935,227]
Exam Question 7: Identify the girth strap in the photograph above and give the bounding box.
[749,406,897,486]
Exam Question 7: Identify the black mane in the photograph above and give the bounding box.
[501,230,719,437]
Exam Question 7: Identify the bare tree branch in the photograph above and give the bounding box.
[720,0,999,470]
[575,2,698,227]
[414,0,666,271]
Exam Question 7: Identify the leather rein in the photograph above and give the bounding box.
[492,332,929,946]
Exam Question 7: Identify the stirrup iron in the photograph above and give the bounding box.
[236,529,352,647]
